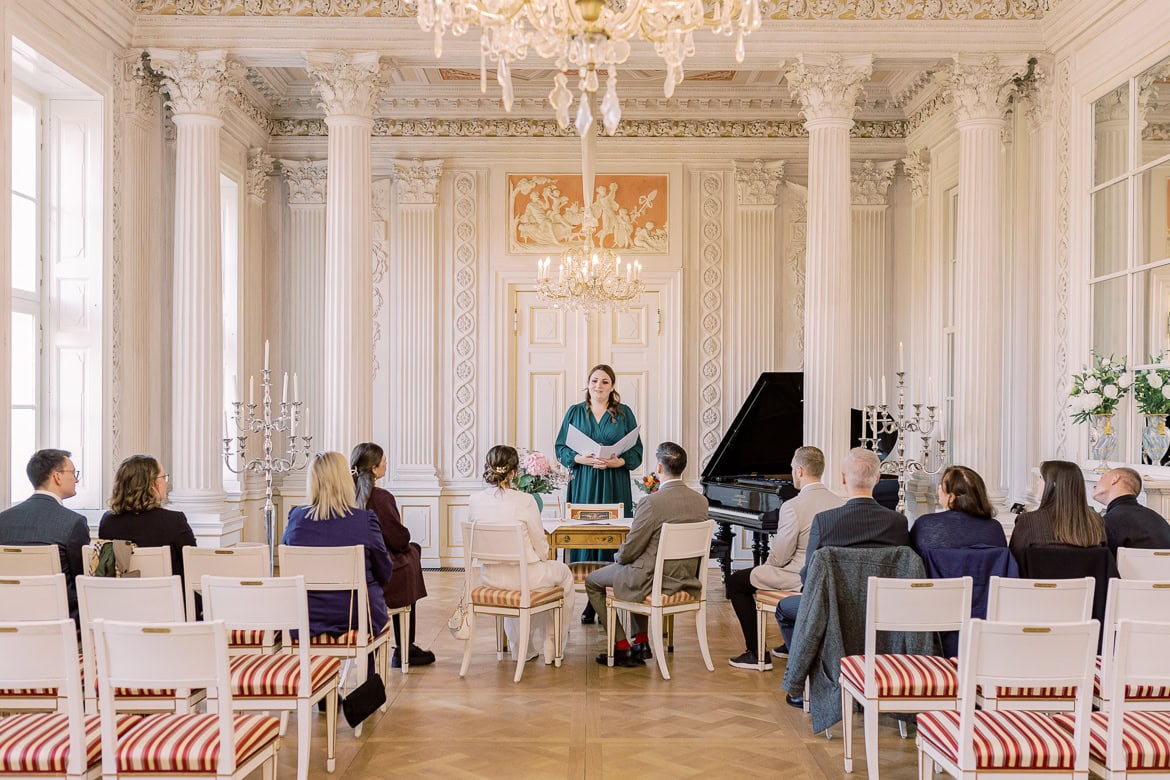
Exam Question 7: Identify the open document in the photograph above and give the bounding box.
[566,424,641,459]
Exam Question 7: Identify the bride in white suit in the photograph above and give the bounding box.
[468,445,575,663]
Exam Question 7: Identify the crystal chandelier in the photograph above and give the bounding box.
[415,0,763,136]
[536,230,644,312]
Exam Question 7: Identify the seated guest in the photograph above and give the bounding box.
[1009,459,1106,564]
[911,465,1007,553]
[0,448,90,621]
[99,455,196,580]
[468,445,574,664]
[726,446,843,671]
[776,447,909,706]
[1092,466,1170,555]
[351,441,435,667]
[283,451,393,639]
[585,441,710,668]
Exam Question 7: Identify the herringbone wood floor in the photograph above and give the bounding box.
[263,569,923,779]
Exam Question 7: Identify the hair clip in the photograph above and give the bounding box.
[350,468,359,477]
[492,465,510,474]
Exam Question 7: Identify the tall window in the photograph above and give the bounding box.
[10,91,40,495]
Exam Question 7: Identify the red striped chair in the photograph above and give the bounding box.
[1095,579,1170,711]
[202,574,341,780]
[1053,619,1170,780]
[915,618,1098,780]
[839,576,972,780]
[0,574,73,714]
[182,545,278,655]
[0,619,140,780]
[92,619,280,780]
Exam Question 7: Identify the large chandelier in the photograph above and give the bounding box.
[536,230,644,312]
[416,0,763,136]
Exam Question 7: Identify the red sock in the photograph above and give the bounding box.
[615,639,630,651]
[633,632,648,645]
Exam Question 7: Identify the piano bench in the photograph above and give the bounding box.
[754,590,799,672]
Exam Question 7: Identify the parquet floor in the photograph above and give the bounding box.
[264,569,922,779]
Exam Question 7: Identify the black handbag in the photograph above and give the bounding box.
[341,673,387,727]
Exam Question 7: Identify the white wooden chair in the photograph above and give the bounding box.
[0,574,72,713]
[1094,578,1170,710]
[183,545,277,653]
[605,519,716,680]
[840,576,973,780]
[458,520,566,683]
[0,544,62,575]
[82,543,172,577]
[753,588,797,672]
[278,544,391,736]
[75,575,203,715]
[978,576,1094,712]
[203,575,342,780]
[915,618,1099,780]
[1116,547,1170,580]
[0,619,140,780]
[92,619,280,780]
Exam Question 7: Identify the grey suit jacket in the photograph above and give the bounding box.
[0,493,91,619]
[611,480,710,603]
[800,496,909,582]
[751,482,845,590]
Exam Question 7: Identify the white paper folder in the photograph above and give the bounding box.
[566,424,641,459]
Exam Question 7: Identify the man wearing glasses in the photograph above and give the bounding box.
[0,448,90,621]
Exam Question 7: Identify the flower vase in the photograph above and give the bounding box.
[1142,414,1170,466]
[1088,413,1117,471]
[532,493,544,513]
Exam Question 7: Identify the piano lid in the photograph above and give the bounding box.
[701,372,803,481]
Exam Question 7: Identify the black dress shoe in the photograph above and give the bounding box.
[596,649,643,668]
[581,604,597,624]
[629,641,653,661]
[785,694,804,709]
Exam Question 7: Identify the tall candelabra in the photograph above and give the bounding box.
[861,370,948,513]
[222,344,311,573]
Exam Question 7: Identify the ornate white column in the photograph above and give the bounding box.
[149,49,237,533]
[390,160,444,487]
[729,160,785,410]
[948,54,1028,508]
[851,160,896,408]
[786,53,873,484]
[306,51,383,452]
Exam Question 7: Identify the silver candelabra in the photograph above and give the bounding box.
[222,344,311,573]
[861,370,948,512]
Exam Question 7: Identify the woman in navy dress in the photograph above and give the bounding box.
[911,465,1008,553]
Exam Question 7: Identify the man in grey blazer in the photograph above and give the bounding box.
[0,449,90,621]
[585,441,710,667]
[726,446,844,670]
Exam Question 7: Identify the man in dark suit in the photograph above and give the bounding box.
[1093,466,1170,555]
[776,447,909,704]
[585,441,710,667]
[0,449,91,620]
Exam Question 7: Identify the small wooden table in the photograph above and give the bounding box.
[543,519,633,560]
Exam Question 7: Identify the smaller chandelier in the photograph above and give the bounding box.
[536,231,644,312]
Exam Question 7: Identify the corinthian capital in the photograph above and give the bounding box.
[785,54,873,124]
[147,49,232,117]
[850,160,897,206]
[305,51,384,118]
[247,148,275,201]
[392,159,444,205]
[947,53,1029,123]
[734,160,785,206]
[281,159,328,205]
[901,148,930,200]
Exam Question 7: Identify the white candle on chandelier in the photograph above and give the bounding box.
[282,372,289,404]
[927,375,934,406]
[293,372,299,403]
[264,339,270,370]
[249,375,255,406]
[867,376,874,408]
[626,262,631,282]
[635,261,641,279]
[223,411,229,439]
[881,375,887,405]
[614,255,619,276]
[898,341,904,373]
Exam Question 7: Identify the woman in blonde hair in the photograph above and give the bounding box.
[99,454,196,579]
[283,451,393,638]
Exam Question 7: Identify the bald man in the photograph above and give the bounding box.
[1092,467,1170,555]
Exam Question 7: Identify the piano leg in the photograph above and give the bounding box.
[751,532,771,567]
[712,522,735,582]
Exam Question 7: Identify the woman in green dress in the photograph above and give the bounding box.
[555,364,643,623]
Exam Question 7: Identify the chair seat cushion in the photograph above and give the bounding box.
[918,709,1078,770]
[982,684,1078,701]
[0,712,139,773]
[0,686,57,698]
[229,654,340,698]
[605,585,696,606]
[229,629,272,648]
[1094,655,1170,701]
[289,624,392,648]
[840,654,960,699]
[115,713,279,774]
[1053,711,1170,770]
[471,586,563,609]
[568,562,606,585]
[754,590,790,608]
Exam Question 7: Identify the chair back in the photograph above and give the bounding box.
[0,573,69,620]
[461,521,533,601]
[0,544,62,575]
[0,620,87,775]
[1104,620,1170,768]
[648,520,715,606]
[183,545,269,619]
[278,544,370,641]
[863,577,972,689]
[565,503,623,520]
[83,543,173,577]
[1116,547,1170,579]
[1098,578,1170,704]
[985,576,1094,622]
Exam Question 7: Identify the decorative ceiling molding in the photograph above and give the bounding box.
[1146,123,1170,141]
[906,88,952,135]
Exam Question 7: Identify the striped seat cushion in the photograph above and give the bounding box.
[917,709,1077,770]
[229,629,271,648]
[229,654,340,698]
[754,590,790,608]
[1053,711,1170,770]
[289,624,392,648]
[983,684,1078,701]
[568,562,606,585]
[839,654,960,699]
[1093,656,1170,701]
[605,586,697,606]
[0,713,139,773]
[0,655,86,699]
[114,713,279,774]
[471,586,563,608]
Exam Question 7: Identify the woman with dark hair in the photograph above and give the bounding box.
[1009,459,1107,562]
[554,364,643,623]
[468,445,574,663]
[99,455,196,579]
[350,442,434,667]
[911,465,1008,554]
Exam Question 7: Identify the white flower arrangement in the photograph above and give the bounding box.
[1135,352,1170,415]
[1069,352,1129,424]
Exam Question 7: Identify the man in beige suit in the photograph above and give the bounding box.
[585,441,710,667]
[725,446,844,670]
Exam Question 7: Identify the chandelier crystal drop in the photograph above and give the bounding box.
[416,0,763,136]
[536,231,645,312]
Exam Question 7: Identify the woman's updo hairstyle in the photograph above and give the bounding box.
[483,445,519,487]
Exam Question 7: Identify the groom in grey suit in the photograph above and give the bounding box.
[586,441,710,667]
